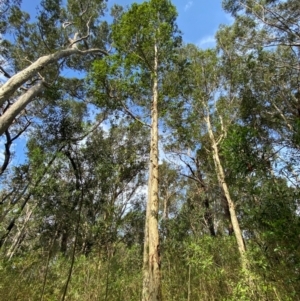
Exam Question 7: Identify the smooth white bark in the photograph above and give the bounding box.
[0,82,45,136]
[205,113,247,260]
[0,48,105,107]
[0,48,107,135]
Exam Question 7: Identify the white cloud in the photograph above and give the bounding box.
[197,35,216,48]
[184,1,193,11]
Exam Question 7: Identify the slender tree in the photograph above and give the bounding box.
[0,0,110,136]
[92,1,181,299]
[166,45,250,267]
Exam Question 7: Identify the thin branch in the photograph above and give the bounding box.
[61,152,84,301]
[62,21,74,29]
[37,24,52,53]
[68,16,92,49]
[0,188,16,206]
[0,145,64,249]
[120,101,150,128]
[79,0,91,18]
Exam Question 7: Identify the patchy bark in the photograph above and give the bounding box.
[142,42,161,301]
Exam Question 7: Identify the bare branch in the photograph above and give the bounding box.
[62,21,74,29]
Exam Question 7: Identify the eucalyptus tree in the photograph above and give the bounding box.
[223,0,300,50]
[0,0,110,139]
[197,51,246,259]
[0,85,108,250]
[215,17,300,185]
[215,17,300,298]
[221,0,300,142]
[165,44,252,271]
[92,1,181,299]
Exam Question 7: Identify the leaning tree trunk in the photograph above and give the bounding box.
[0,48,106,107]
[142,42,162,301]
[0,82,45,136]
[205,113,247,268]
[0,47,107,135]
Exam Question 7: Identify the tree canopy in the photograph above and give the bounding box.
[0,1,300,300]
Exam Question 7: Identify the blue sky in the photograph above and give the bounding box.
[1,0,233,167]
[21,0,233,47]
[173,0,234,47]
[112,0,234,47]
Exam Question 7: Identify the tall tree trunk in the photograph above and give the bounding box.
[142,183,150,300]
[205,113,247,267]
[142,42,161,301]
[222,195,234,235]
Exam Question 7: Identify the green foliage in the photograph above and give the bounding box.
[112,0,180,63]
[221,125,262,175]
[1,1,300,301]
[91,0,182,123]
[0,245,142,301]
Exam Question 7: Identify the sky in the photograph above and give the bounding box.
[104,0,234,48]
[20,0,234,47]
[1,0,234,167]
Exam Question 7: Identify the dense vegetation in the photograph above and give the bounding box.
[0,0,299,300]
